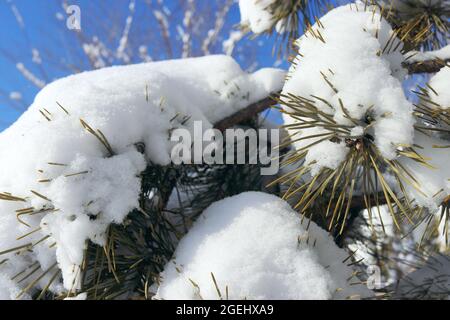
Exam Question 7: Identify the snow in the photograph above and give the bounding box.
[223,30,245,56]
[238,0,276,34]
[9,1,25,28]
[115,0,135,64]
[0,273,30,300]
[201,1,234,55]
[428,66,450,110]
[138,45,152,62]
[9,91,22,100]
[305,140,348,176]
[398,131,450,211]
[64,292,87,300]
[153,10,170,38]
[82,37,111,69]
[31,49,42,65]
[398,66,449,211]
[155,192,371,300]
[0,55,285,294]
[281,2,415,174]
[406,44,450,63]
[347,205,396,266]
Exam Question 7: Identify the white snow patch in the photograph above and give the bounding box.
[155,192,372,300]
[281,3,414,174]
[398,67,450,211]
[428,66,450,110]
[0,55,285,293]
[406,44,450,63]
[0,273,30,300]
[305,140,349,176]
[398,132,450,211]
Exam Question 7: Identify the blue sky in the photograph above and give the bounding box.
[0,0,427,133]
[0,0,304,131]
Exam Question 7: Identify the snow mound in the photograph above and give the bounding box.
[155,192,372,300]
[0,55,285,293]
[281,2,414,175]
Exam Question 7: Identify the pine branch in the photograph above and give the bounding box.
[216,90,450,248]
[215,94,449,212]
[214,58,448,131]
[404,58,449,74]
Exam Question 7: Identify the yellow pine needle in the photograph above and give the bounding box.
[0,243,32,256]
[56,101,70,115]
[17,262,58,299]
[210,272,222,299]
[31,190,51,201]
[32,235,51,247]
[39,110,51,122]
[0,192,26,202]
[339,179,356,235]
[37,268,61,300]
[17,263,41,284]
[17,227,42,240]
[48,162,67,166]
[16,212,32,227]
[369,154,401,230]
[64,171,89,178]
[80,118,114,156]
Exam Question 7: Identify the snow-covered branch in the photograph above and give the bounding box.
[403,45,450,73]
[406,45,450,63]
[404,58,450,74]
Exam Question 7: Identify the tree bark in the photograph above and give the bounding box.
[213,94,279,131]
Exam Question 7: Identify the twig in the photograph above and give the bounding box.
[213,93,279,131]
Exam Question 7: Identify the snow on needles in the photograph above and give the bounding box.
[405,44,450,64]
[398,67,450,211]
[0,55,285,294]
[238,0,276,34]
[155,192,372,300]
[281,3,415,176]
[428,66,450,111]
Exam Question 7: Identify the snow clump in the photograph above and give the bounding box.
[155,192,372,300]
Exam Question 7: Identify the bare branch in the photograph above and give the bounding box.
[213,93,279,131]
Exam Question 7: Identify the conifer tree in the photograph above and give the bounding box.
[0,0,448,300]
